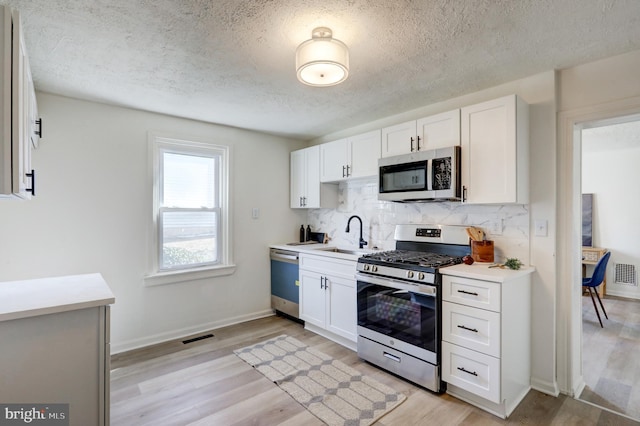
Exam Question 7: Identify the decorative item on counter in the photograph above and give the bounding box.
[305,225,311,241]
[462,255,474,265]
[466,226,494,262]
[471,240,494,262]
[465,226,485,242]
[488,257,523,270]
[299,225,305,243]
[504,258,523,270]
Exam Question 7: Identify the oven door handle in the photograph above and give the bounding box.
[355,272,437,296]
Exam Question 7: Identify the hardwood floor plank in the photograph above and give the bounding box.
[111,315,640,426]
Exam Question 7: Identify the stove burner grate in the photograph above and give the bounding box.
[361,250,463,269]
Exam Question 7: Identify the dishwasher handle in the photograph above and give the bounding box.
[270,250,299,264]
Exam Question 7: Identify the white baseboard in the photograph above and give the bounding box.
[605,288,640,300]
[110,309,275,354]
[530,376,560,397]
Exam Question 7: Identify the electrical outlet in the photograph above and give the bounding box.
[251,208,260,219]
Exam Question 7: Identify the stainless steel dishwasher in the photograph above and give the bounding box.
[270,249,301,320]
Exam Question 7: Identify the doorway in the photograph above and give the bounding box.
[576,116,640,420]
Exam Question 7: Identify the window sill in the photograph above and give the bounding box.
[144,264,236,287]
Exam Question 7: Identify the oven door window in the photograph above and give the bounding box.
[357,281,437,353]
[379,161,427,193]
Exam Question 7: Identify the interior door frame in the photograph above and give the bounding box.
[557,95,640,396]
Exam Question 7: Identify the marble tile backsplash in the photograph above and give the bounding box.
[307,179,530,264]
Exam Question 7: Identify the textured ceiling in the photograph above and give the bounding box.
[3,0,640,140]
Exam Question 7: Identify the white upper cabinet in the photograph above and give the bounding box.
[381,120,416,157]
[320,129,381,182]
[381,109,460,157]
[319,138,348,182]
[291,145,337,209]
[416,109,461,150]
[0,6,41,199]
[461,95,529,204]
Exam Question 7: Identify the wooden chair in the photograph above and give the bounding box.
[582,251,611,327]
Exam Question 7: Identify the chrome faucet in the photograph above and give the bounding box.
[345,215,367,249]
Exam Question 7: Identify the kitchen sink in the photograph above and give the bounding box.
[316,247,369,256]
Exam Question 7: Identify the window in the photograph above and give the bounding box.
[146,134,234,285]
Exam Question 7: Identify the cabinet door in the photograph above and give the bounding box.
[299,269,326,328]
[416,109,460,150]
[461,95,517,204]
[290,149,306,208]
[381,120,416,157]
[320,138,348,182]
[326,274,357,341]
[349,129,381,179]
[442,301,500,357]
[442,341,501,404]
[11,10,32,199]
[303,145,322,208]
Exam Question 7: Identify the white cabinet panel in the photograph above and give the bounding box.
[299,253,357,344]
[299,269,326,328]
[290,146,337,208]
[443,275,501,312]
[320,138,349,182]
[443,301,501,357]
[326,273,356,341]
[320,130,381,182]
[461,95,529,204]
[381,120,416,157]
[416,109,460,150]
[441,267,532,419]
[442,341,501,404]
[0,6,40,199]
[349,129,381,179]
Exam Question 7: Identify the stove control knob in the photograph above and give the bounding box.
[372,266,378,272]
[407,271,414,279]
[418,272,425,280]
[364,264,370,271]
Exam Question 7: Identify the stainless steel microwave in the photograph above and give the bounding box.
[378,146,461,202]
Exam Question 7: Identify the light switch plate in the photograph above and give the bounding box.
[535,219,548,237]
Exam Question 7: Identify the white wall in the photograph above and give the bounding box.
[557,48,640,395]
[0,93,307,353]
[308,71,559,395]
[582,122,640,299]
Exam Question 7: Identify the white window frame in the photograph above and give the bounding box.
[145,132,235,286]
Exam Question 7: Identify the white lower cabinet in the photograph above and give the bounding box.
[441,265,533,419]
[299,253,357,348]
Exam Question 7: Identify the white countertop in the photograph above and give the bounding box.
[0,273,115,322]
[270,243,380,261]
[440,263,535,282]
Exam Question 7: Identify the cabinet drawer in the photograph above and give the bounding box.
[299,254,356,277]
[442,275,501,312]
[442,341,500,403]
[442,301,500,357]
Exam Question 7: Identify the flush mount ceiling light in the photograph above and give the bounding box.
[296,27,349,87]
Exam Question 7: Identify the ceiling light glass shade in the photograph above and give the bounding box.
[296,27,349,87]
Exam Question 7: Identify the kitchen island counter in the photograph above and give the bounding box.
[0,273,113,425]
[0,273,115,322]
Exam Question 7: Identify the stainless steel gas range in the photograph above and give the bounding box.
[355,224,470,393]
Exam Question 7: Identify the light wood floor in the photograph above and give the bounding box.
[111,315,640,426]
[580,294,640,420]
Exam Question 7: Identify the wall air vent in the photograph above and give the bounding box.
[614,263,637,286]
